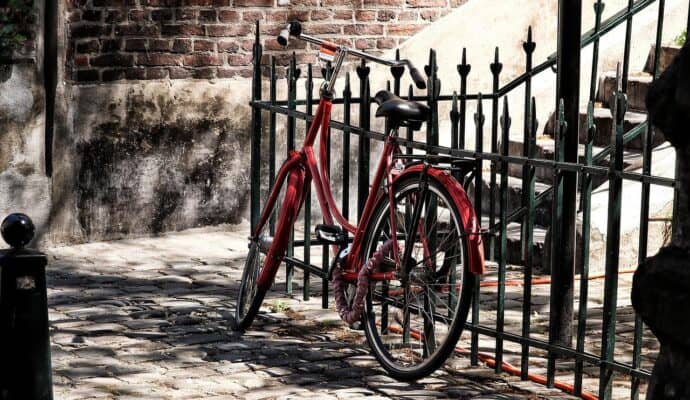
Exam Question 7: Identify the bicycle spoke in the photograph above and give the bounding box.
[423,288,437,357]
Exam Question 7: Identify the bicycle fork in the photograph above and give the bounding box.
[255,163,307,291]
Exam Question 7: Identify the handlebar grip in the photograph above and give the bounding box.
[277,27,290,46]
[408,65,427,90]
[277,21,303,47]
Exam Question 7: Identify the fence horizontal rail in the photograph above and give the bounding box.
[466,323,652,380]
[267,92,499,107]
[252,100,676,188]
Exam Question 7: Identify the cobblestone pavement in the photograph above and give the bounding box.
[47,227,656,399]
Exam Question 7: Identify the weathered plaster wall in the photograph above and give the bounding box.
[0,63,51,241]
[48,79,253,244]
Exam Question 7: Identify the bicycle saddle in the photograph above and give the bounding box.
[374,90,430,130]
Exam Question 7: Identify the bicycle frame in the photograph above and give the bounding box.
[254,95,486,291]
[254,95,403,288]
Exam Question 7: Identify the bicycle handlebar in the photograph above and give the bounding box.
[277,21,427,90]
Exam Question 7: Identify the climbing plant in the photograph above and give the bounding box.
[0,0,34,59]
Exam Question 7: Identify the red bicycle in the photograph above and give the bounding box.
[235,21,486,380]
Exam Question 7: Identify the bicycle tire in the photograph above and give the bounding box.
[361,173,476,380]
[234,169,304,331]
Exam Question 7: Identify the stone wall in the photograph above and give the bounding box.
[0,0,471,246]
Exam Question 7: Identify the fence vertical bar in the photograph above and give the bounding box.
[496,97,510,374]
[621,0,634,92]
[343,73,352,220]
[304,64,313,302]
[589,0,605,101]
[286,53,299,296]
[423,50,441,349]
[471,93,484,366]
[520,28,536,381]
[599,65,626,400]
[521,105,537,380]
[489,49,502,261]
[550,0,582,370]
[631,4,664,397]
[392,49,404,97]
[574,101,595,396]
[451,93,459,150]
[321,63,333,309]
[547,99,567,388]
[427,49,440,150]
[407,85,414,155]
[250,21,263,232]
[269,56,277,234]
[357,61,371,219]
[458,48,470,150]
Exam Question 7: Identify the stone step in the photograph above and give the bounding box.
[467,172,553,226]
[596,71,652,112]
[643,44,681,75]
[543,106,663,151]
[482,218,547,271]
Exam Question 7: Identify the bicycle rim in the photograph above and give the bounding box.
[362,175,474,380]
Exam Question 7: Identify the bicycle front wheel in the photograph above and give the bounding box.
[362,173,475,380]
[235,169,304,331]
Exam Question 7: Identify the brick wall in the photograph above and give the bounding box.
[67,0,465,83]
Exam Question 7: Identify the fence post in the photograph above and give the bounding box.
[250,21,263,233]
[550,0,581,359]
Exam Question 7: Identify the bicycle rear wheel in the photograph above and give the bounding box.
[234,169,304,331]
[362,173,475,380]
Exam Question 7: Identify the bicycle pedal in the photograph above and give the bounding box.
[315,224,348,245]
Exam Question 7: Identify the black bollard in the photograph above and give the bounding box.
[0,213,53,400]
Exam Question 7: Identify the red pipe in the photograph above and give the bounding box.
[385,325,599,400]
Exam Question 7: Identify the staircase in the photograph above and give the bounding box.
[479,44,680,273]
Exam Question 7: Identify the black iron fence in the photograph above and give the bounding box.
[249,1,689,398]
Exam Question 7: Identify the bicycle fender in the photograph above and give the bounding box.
[394,165,486,275]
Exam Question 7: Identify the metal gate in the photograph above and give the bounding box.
[248,1,689,398]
